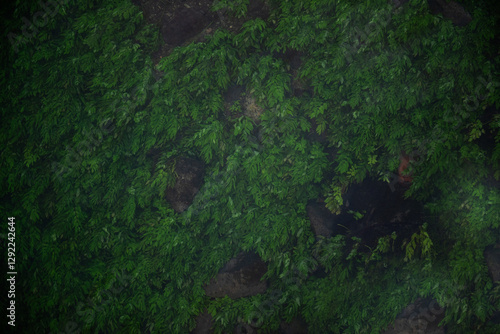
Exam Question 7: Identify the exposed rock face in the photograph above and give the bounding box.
[392,0,410,9]
[279,317,308,334]
[233,317,308,334]
[307,201,346,238]
[342,179,421,225]
[204,252,268,299]
[484,246,500,282]
[162,7,210,46]
[355,221,418,250]
[191,310,213,334]
[345,179,423,249]
[308,179,423,251]
[275,48,308,98]
[222,85,264,123]
[235,323,258,334]
[165,157,205,213]
[305,117,329,144]
[392,0,472,26]
[427,0,472,26]
[242,94,265,123]
[342,178,390,221]
[247,0,269,19]
[382,298,446,334]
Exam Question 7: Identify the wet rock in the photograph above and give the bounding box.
[392,0,410,9]
[146,147,162,174]
[242,94,264,123]
[382,298,446,334]
[224,85,246,105]
[223,84,246,120]
[342,178,389,218]
[354,221,419,250]
[235,323,258,334]
[191,310,213,334]
[311,265,328,279]
[222,86,264,123]
[484,246,500,282]
[204,252,268,299]
[275,48,303,72]
[279,317,308,334]
[308,178,423,246]
[489,310,500,325]
[247,0,270,20]
[162,7,210,46]
[165,157,205,213]
[307,201,347,238]
[305,118,328,144]
[427,0,472,26]
[334,178,423,250]
[342,178,422,229]
[275,48,309,98]
[234,317,308,334]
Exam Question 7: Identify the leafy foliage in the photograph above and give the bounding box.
[1,0,499,333]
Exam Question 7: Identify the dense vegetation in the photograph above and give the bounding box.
[1,0,499,333]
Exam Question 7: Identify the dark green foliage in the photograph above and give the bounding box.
[1,0,499,333]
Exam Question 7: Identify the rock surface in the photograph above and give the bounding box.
[382,298,446,334]
[162,7,211,46]
[165,157,205,213]
[191,310,213,334]
[279,317,308,334]
[427,0,472,26]
[307,201,346,238]
[204,252,268,299]
[484,246,500,282]
[308,179,423,248]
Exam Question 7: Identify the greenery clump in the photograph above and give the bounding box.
[1,0,499,333]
